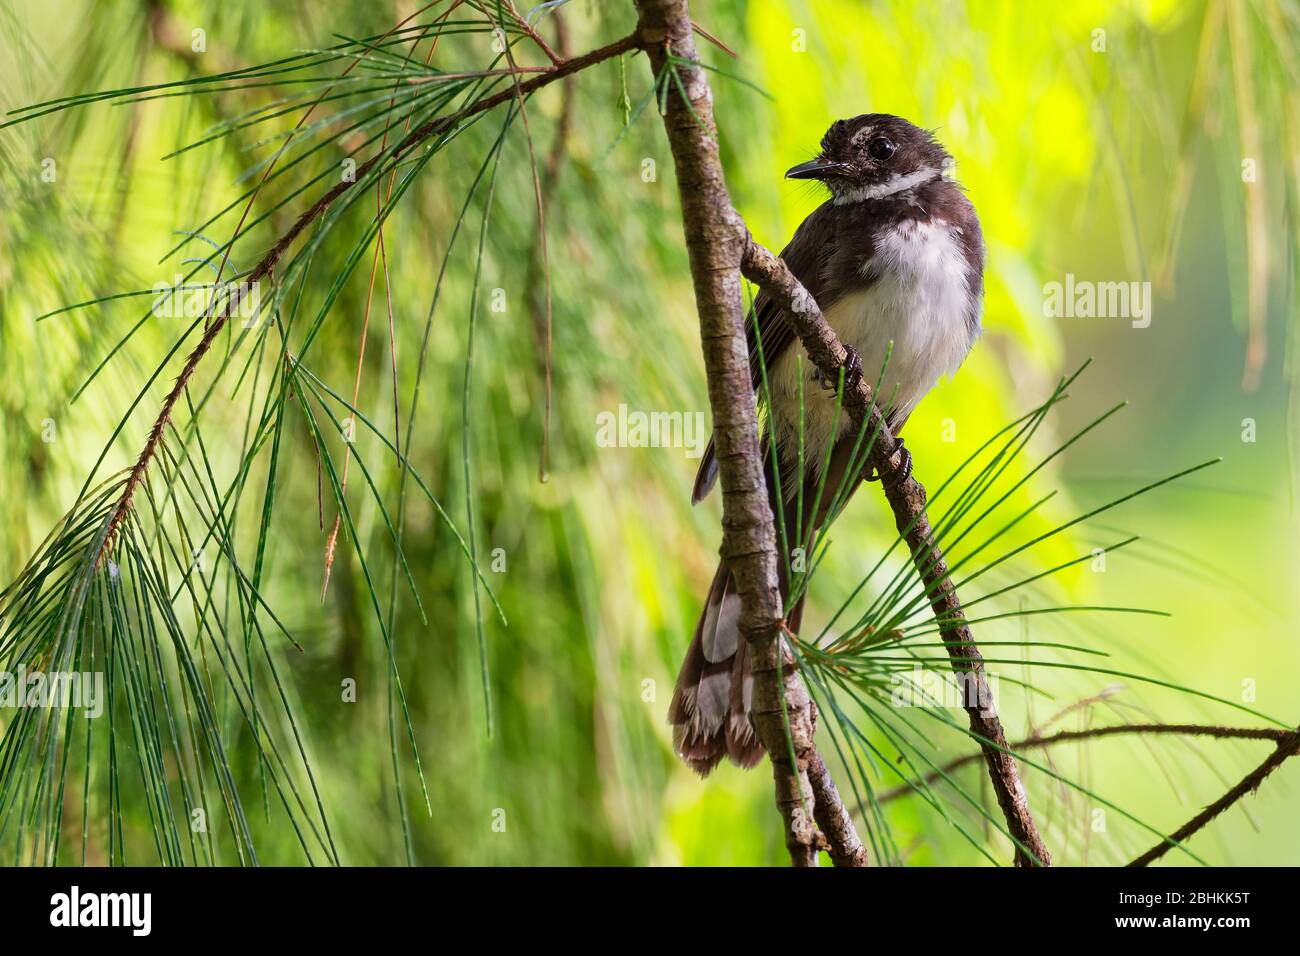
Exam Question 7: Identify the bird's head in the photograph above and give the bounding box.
[786,114,952,203]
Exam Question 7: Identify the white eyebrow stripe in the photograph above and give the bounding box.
[833,166,939,205]
[848,125,875,147]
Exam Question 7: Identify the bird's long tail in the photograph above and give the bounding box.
[670,436,861,775]
[668,558,808,775]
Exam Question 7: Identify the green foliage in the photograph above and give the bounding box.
[0,0,1296,866]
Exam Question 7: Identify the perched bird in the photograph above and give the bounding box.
[670,114,986,774]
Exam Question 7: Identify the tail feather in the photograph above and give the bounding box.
[672,436,866,775]
[669,563,745,774]
[670,562,796,776]
[725,640,761,767]
[699,570,739,663]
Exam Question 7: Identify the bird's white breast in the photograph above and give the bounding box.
[769,217,979,494]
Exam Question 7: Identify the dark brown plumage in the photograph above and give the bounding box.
[671,114,985,775]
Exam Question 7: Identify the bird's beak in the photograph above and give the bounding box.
[785,158,853,180]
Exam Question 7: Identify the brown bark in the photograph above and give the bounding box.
[808,750,870,866]
[633,0,845,867]
[739,237,1052,867]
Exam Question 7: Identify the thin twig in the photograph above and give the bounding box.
[691,20,738,59]
[477,0,554,487]
[505,0,563,65]
[405,66,551,83]
[322,12,448,597]
[808,749,870,866]
[877,723,1293,805]
[1128,726,1300,867]
[739,235,1052,867]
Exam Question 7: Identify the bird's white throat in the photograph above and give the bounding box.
[832,166,940,205]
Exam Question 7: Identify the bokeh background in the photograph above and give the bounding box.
[0,0,1297,865]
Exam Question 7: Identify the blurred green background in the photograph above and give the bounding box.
[0,0,1297,865]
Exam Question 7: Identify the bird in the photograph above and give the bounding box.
[669,114,986,774]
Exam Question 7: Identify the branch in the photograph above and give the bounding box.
[632,0,868,867]
[808,750,870,866]
[1127,726,1300,867]
[503,0,563,65]
[739,238,1052,867]
[875,723,1293,806]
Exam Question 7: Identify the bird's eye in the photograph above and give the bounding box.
[867,137,896,161]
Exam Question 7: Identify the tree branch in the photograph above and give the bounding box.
[632,0,870,867]
[1127,726,1300,867]
[875,723,1293,806]
[739,237,1052,867]
[808,750,870,866]
[632,0,812,865]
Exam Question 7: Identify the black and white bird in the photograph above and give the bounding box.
[670,114,986,774]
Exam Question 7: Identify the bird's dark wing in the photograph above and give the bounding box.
[692,201,850,503]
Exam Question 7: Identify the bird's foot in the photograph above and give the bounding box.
[865,437,912,486]
[814,345,863,395]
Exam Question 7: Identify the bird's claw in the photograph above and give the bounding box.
[891,441,913,485]
[865,437,912,486]
[814,344,864,394]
